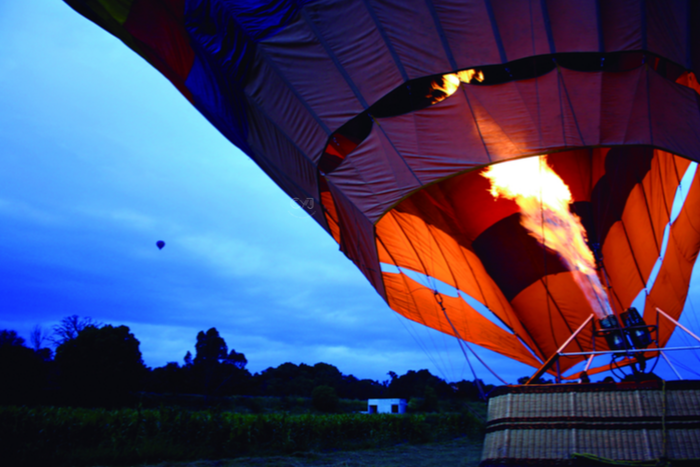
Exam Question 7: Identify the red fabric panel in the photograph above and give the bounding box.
[382,271,543,369]
[301,0,404,108]
[375,187,545,359]
[245,52,329,163]
[431,0,503,66]
[599,0,643,52]
[325,68,700,228]
[327,181,385,299]
[490,0,550,61]
[377,210,530,329]
[319,177,341,244]
[598,66,700,159]
[369,0,452,79]
[376,92,493,184]
[644,165,700,346]
[327,125,422,223]
[648,69,700,158]
[544,0,600,53]
[676,71,700,95]
[258,12,364,133]
[646,0,690,69]
[124,0,194,101]
[245,101,327,228]
[510,273,602,373]
[600,150,689,312]
[547,148,608,202]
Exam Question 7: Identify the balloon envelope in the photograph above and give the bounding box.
[156,240,165,250]
[65,0,700,378]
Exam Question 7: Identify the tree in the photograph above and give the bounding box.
[387,369,452,399]
[517,375,552,385]
[224,349,247,369]
[29,325,46,350]
[50,315,101,346]
[312,385,339,413]
[194,328,228,367]
[0,330,51,405]
[192,328,250,396]
[0,330,25,347]
[55,324,146,407]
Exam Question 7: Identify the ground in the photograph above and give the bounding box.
[115,437,484,467]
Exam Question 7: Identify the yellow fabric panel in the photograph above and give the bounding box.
[382,271,543,370]
[98,0,135,24]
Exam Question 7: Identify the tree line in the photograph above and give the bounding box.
[0,316,491,409]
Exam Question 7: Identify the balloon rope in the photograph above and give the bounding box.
[434,291,508,390]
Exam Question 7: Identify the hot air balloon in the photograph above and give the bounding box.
[64,0,700,383]
[156,240,165,250]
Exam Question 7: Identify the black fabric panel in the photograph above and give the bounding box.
[472,213,568,302]
[591,146,653,245]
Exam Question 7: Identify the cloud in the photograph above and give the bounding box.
[0,197,63,225]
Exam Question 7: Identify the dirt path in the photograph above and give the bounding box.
[127,437,484,467]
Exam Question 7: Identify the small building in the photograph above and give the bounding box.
[367,398,407,414]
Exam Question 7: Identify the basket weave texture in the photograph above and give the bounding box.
[481,381,700,464]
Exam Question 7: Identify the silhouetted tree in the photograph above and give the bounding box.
[421,386,439,412]
[224,349,247,369]
[387,369,452,399]
[54,324,146,407]
[194,328,228,366]
[29,325,48,353]
[192,328,250,396]
[312,385,339,412]
[50,315,101,346]
[0,330,51,405]
[517,375,552,385]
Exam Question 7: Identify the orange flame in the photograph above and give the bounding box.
[483,156,612,319]
[428,69,484,103]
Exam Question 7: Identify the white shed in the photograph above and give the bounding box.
[367,398,407,414]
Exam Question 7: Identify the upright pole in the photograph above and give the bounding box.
[526,314,594,384]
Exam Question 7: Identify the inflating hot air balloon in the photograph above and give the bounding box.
[65,0,700,382]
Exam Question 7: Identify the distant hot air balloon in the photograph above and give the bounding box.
[156,240,165,250]
[65,0,700,380]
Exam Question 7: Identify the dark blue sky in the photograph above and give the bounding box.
[2,2,700,385]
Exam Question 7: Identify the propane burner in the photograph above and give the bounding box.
[596,307,653,352]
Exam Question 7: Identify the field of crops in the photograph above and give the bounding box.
[1,405,484,466]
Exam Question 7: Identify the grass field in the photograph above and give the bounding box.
[110,436,485,467]
[3,404,485,466]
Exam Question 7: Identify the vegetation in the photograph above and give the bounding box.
[0,316,493,407]
[0,317,488,466]
[0,405,484,466]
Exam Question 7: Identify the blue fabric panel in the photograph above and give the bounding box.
[185,53,253,155]
[183,0,310,157]
[217,0,310,41]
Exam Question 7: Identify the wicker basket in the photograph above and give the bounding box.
[480,381,700,466]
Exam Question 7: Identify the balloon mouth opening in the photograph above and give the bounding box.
[373,146,690,374]
[319,50,686,175]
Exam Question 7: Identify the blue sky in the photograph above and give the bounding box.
[2,2,699,386]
